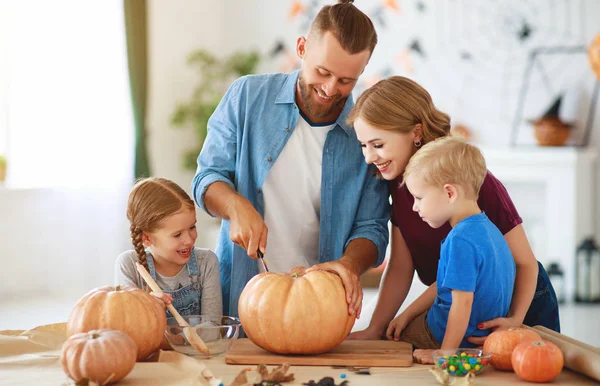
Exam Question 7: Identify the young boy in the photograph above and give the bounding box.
[388,136,516,363]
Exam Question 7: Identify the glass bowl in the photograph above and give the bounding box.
[432,348,492,376]
[164,315,241,356]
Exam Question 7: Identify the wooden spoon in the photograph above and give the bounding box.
[135,262,210,355]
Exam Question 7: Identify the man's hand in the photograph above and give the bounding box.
[228,199,268,259]
[307,259,362,318]
[413,349,435,364]
[386,313,411,341]
[466,316,521,346]
[347,326,384,340]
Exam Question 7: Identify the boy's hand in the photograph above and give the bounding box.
[386,313,410,341]
[150,291,173,308]
[413,349,435,364]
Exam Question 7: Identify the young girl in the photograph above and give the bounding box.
[347,76,560,344]
[114,177,222,319]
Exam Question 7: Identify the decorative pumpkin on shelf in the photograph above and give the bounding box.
[61,329,137,385]
[529,96,573,146]
[482,327,541,371]
[238,267,355,354]
[66,285,166,361]
[512,340,564,383]
[450,124,472,141]
[589,34,600,81]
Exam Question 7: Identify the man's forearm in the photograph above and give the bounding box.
[340,238,378,276]
[204,181,246,220]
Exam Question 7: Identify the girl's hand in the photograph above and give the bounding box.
[386,314,410,341]
[150,291,173,308]
[413,349,435,364]
[466,316,521,345]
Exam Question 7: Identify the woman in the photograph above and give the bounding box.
[347,76,560,344]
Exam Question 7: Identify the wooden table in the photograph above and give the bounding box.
[3,351,597,386]
[1,324,598,385]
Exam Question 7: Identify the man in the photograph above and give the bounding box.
[192,0,390,318]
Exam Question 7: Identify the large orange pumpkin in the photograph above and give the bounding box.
[238,267,355,354]
[512,340,564,382]
[67,285,166,361]
[61,329,137,384]
[483,327,541,371]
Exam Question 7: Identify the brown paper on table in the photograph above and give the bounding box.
[0,322,221,385]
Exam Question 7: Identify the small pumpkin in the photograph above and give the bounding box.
[67,285,166,361]
[238,267,355,354]
[61,329,137,384]
[483,327,541,371]
[512,340,564,382]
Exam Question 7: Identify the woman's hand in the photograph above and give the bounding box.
[150,291,173,309]
[466,316,521,345]
[347,326,384,340]
[386,313,411,341]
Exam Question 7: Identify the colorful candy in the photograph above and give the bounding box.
[435,350,489,376]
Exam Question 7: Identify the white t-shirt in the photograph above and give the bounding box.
[260,114,335,272]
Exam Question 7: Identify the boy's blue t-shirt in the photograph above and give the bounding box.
[427,212,516,348]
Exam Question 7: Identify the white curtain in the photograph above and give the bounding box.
[0,1,134,299]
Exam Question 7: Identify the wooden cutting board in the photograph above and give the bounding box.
[225,339,413,367]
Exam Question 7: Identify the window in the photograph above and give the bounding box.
[0,1,133,189]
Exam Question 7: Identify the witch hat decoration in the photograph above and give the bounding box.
[529,94,573,127]
[543,95,563,117]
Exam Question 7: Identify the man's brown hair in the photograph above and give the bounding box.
[309,0,377,54]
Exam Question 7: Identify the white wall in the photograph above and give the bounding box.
[0,188,131,298]
[146,0,227,248]
[1,0,598,303]
[147,0,600,252]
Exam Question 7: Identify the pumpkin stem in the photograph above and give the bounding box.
[531,341,545,346]
[288,266,306,277]
[88,331,100,340]
[114,285,121,291]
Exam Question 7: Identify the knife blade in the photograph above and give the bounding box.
[257,249,269,272]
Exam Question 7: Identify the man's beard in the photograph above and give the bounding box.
[298,73,347,119]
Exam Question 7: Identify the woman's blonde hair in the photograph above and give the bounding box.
[309,0,377,55]
[127,177,195,271]
[403,136,487,198]
[347,76,450,144]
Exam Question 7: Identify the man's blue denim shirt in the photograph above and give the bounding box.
[192,70,390,317]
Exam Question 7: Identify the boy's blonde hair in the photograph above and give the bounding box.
[127,177,195,272]
[403,136,487,198]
